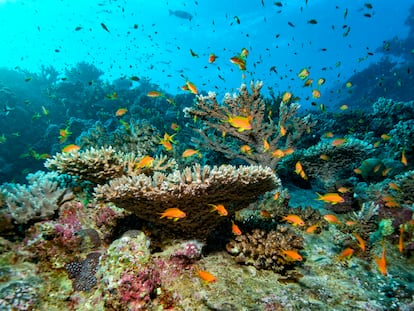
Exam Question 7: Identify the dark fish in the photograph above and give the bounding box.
[274,1,283,7]
[75,26,83,31]
[288,21,295,27]
[307,19,318,24]
[364,13,372,18]
[364,3,373,9]
[129,76,140,81]
[100,22,110,32]
[344,8,348,19]
[234,16,240,24]
[169,9,193,21]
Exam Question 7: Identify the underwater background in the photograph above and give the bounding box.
[0,0,414,310]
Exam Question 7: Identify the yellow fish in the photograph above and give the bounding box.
[316,193,344,204]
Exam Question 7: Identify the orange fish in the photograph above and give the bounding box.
[354,168,362,175]
[209,204,228,216]
[208,53,218,63]
[332,138,347,146]
[115,108,128,117]
[182,149,202,158]
[271,149,285,158]
[317,78,326,86]
[375,247,387,276]
[62,144,80,153]
[163,132,176,143]
[147,91,163,97]
[282,214,305,226]
[294,161,307,180]
[224,115,252,132]
[297,68,310,80]
[230,56,246,70]
[273,192,280,200]
[306,224,319,234]
[260,210,271,218]
[159,208,186,221]
[135,155,154,169]
[354,233,366,252]
[197,269,217,283]
[324,131,334,138]
[283,147,295,155]
[281,249,303,261]
[303,78,313,87]
[337,187,351,194]
[319,154,329,161]
[401,149,408,166]
[240,145,252,154]
[159,139,173,151]
[59,127,72,143]
[186,81,198,95]
[317,193,345,205]
[280,124,287,136]
[339,247,354,259]
[263,139,270,152]
[171,123,180,131]
[388,182,400,191]
[345,220,357,226]
[323,214,340,224]
[312,89,321,99]
[282,91,292,103]
[399,225,404,253]
[380,133,391,140]
[231,221,242,235]
[383,195,400,208]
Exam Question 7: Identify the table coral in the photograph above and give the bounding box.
[95,164,279,239]
[184,81,314,170]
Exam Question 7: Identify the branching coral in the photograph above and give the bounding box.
[0,171,66,224]
[226,227,303,274]
[77,119,160,155]
[45,147,177,184]
[95,164,279,239]
[184,81,314,170]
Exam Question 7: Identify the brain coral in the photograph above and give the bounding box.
[95,164,279,240]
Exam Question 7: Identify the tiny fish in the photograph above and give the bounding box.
[100,22,110,32]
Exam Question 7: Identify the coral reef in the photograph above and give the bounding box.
[95,164,279,239]
[184,81,314,170]
[226,226,304,274]
[0,171,66,224]
[65,251,101,292]
[0,279,40,311]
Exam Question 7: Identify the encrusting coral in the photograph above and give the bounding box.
[45,147,177,184]
[95,164,279,239]
[184,81,314,170]
[0,171,67,224]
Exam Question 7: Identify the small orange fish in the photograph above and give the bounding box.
[273,192,280,200]
[339,104,348,110]
[271,149,285,158]
[339,247,354,259]
[354,233,366,252]
[163,132,176,143]
[383,195,400,208]
[281,249,303,261]
[159,208,186,221]
[282,214,305,226]
[160,140,173,151]
[209,204,228,216]
[388,182,400,191]
[303,78,313,87]
[280,124,287,136]
[337,186,351,194]
[375,247,387,276]
[317,78,326,86]
[401,149,408,166]
[399,225,404,253]
[319,154,329,161]
[312,89,321,99]
[345,220,357,226]
[171,123,180,131]
[147,91,163,97]
[224,115,252,132]
[208,53,218,63]
[294,161,307,180]
[380,133,391,140]
[231,221,242,235]
[62,144,80,153]
[115,108,128,117]
[324,131,334,138]
[323,214,340,224]
[283,147,295,155]
[263,139,270,152]
[182,149,202,158]
[354,168,362,174]
[382,167,392,176]
[230,56,246,70]
[332,138,347,146]
[260,210,271,218]
[282,91,292,103]
[186,81,198,95]
[197,269,217,283]
[240,47,249,58]
[135,155,154,169]
[306,224,319,234]
[297,68,310,80]
[240,145,252,154]
[59,127,72,143]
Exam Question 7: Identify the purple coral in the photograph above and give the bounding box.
[118,268,160,311]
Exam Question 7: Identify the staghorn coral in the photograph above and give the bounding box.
[226,227,303,274]
[95,164,279,239]
[0,171,66,224]
[45,147,177,184]
[184,81,314,170]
